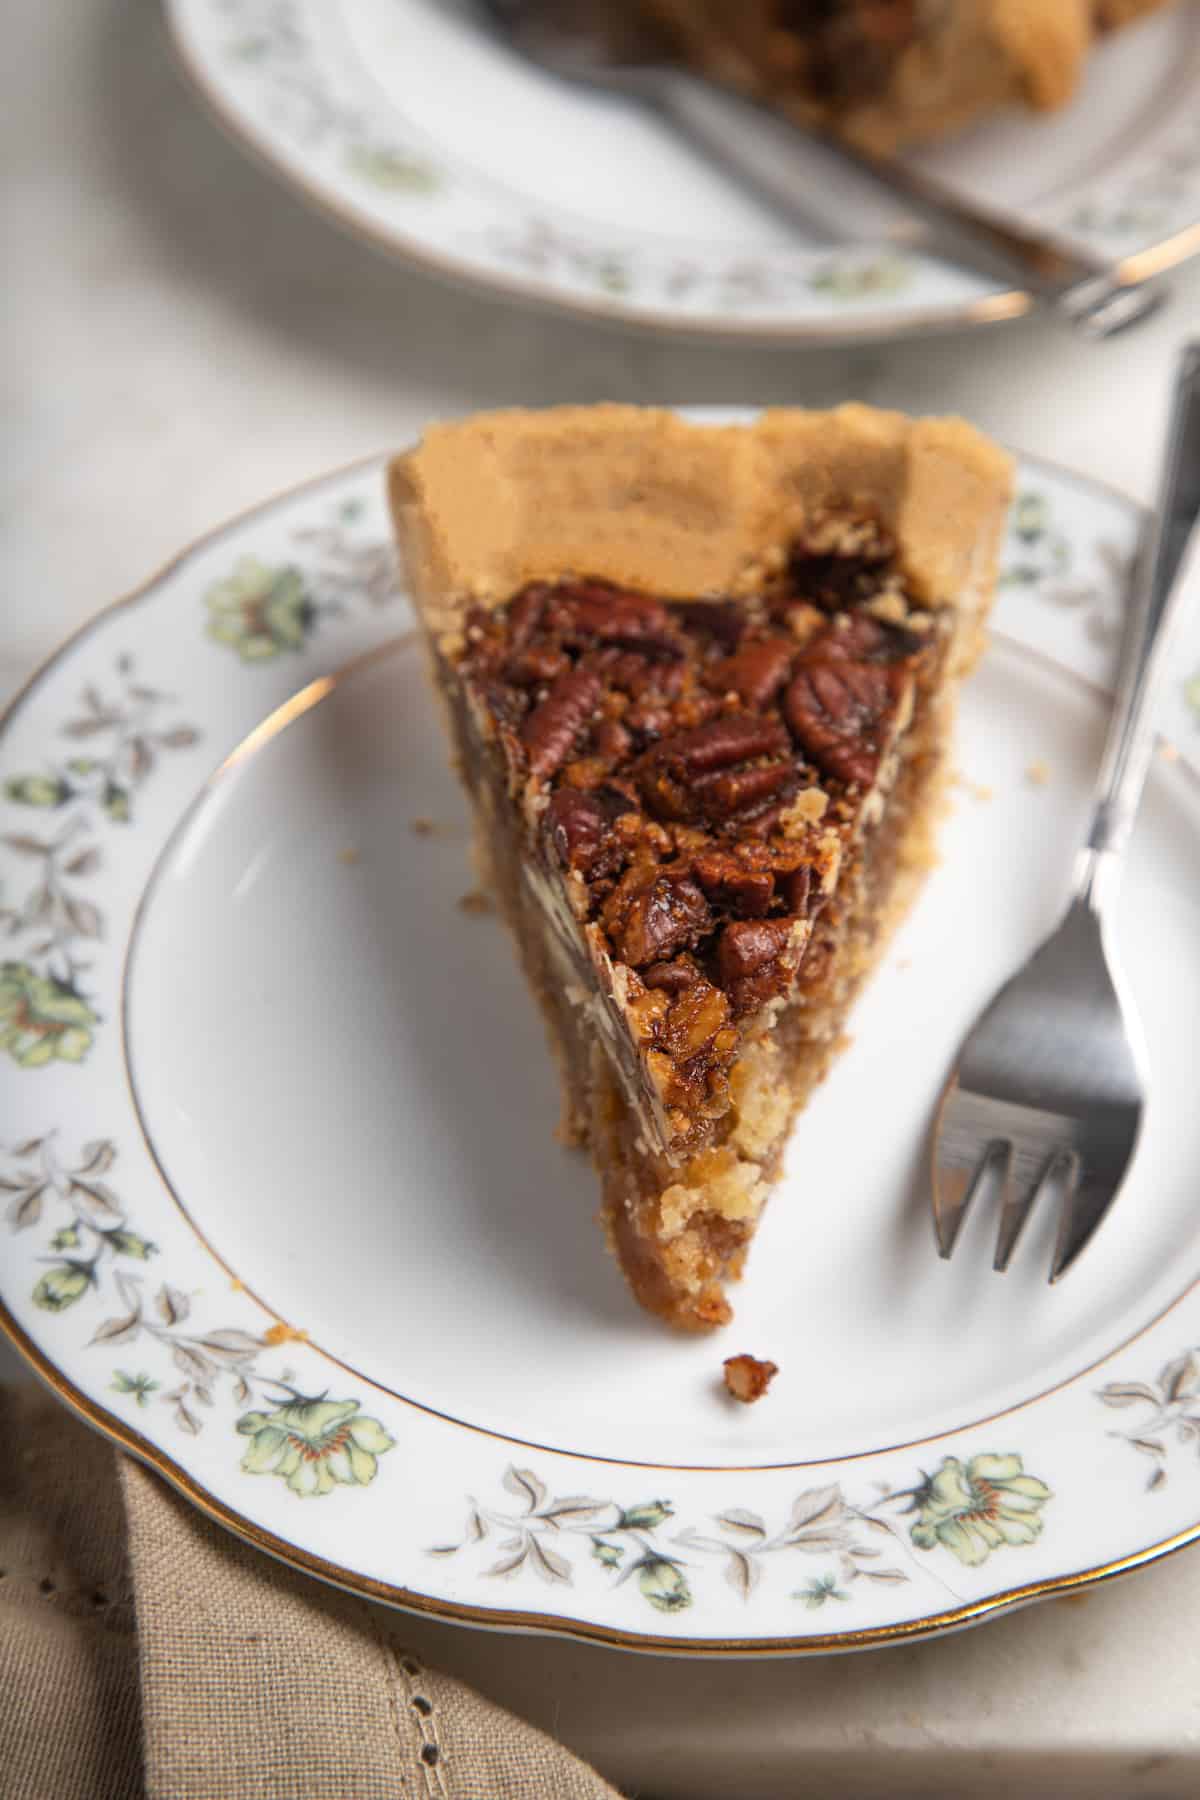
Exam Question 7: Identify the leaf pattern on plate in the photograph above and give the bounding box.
[205,495,403,661]
[1099,1346,1200,1490]
[430,1454,1052,1611]
[220,0,442,194]
[0,657,201,1065]
[2,1135,392,1485]
[1000,489,1131,649]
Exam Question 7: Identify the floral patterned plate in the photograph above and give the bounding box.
[3,436,1200,1655]
[166,0,1200,344]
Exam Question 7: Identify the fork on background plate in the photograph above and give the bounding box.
[933,343,1200,1282]
[478,0,1167,336]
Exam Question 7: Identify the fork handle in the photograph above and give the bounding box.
[648,71,1164,337]
[1077,341,1200,912]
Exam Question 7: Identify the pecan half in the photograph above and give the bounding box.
[709,637,795,709]
[692,758,796,822]
[558,583,681,655]
[638,714,791,822]
[521,667,602,781]
[783,659,901,788]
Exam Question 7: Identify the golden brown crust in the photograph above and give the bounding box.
[390,405,1013,648]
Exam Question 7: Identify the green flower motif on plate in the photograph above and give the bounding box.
[4,774,74,809]
[344,145,439,193]
[809,254,911,300]
[797,1574,849,1610]
[111,1369,161,1408]
[105,1228,157,1260]
[205,557,315,662]
[910,1454,1051,1567]
[237,1396,395,1497]
[634,1554,692,1614]
[0,961,97,1067]
[33,1261,95,1312]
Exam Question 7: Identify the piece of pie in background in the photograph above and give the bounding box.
[641,0,1179,152]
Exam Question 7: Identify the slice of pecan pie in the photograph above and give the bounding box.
[641,2,1175,152]
[390,406,1012,1330]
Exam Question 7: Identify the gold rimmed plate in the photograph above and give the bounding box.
[166,0,1200,345]
[3,436,1200,1653]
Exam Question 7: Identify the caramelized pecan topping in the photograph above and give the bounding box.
[456,523,935,1145]
[784,657,905,788]
[521,667,602,780]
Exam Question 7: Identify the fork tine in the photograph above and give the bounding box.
[994,1148,1074,1273]
[934,1138,1008,1260]
[1049,1153,1116,1283]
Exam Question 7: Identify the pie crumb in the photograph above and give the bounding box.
[1025,758,1051,788]
[953,771,992,803]
[411,816,436,835]
[264,1321,309,1346]
[338,846,360,865]
[723,1354,779,1404]
[1159,741,1181,764]
[458,889,493,915]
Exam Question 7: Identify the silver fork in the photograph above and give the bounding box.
[478,0,1166,337]
[934,343,1200,1281]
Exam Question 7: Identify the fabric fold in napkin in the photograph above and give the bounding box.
[0,1384,620,1799]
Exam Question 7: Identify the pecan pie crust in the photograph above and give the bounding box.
[390,406,1012,1330]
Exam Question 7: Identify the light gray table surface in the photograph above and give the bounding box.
[3,4,1200,1795]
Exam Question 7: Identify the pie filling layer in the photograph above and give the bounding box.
[441,515,951,1329]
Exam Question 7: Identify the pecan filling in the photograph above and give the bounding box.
[457,517,937,1148]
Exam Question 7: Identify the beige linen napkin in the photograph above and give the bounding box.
[0,1383,621,1799]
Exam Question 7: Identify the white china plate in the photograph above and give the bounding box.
[3,432,1200,1654]
[166,0,1200,343]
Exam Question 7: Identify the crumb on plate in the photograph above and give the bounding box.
[954,771,993,803]
[264,1321,309,1346]
[458,889,493,915]
[338,846,360,865]
[723,1353,779,1404]
[410,816,436,835]
[1159,741,1180,763]
[1025,758,1051,787]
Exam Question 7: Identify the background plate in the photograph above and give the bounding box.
[167,0,1200,343]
